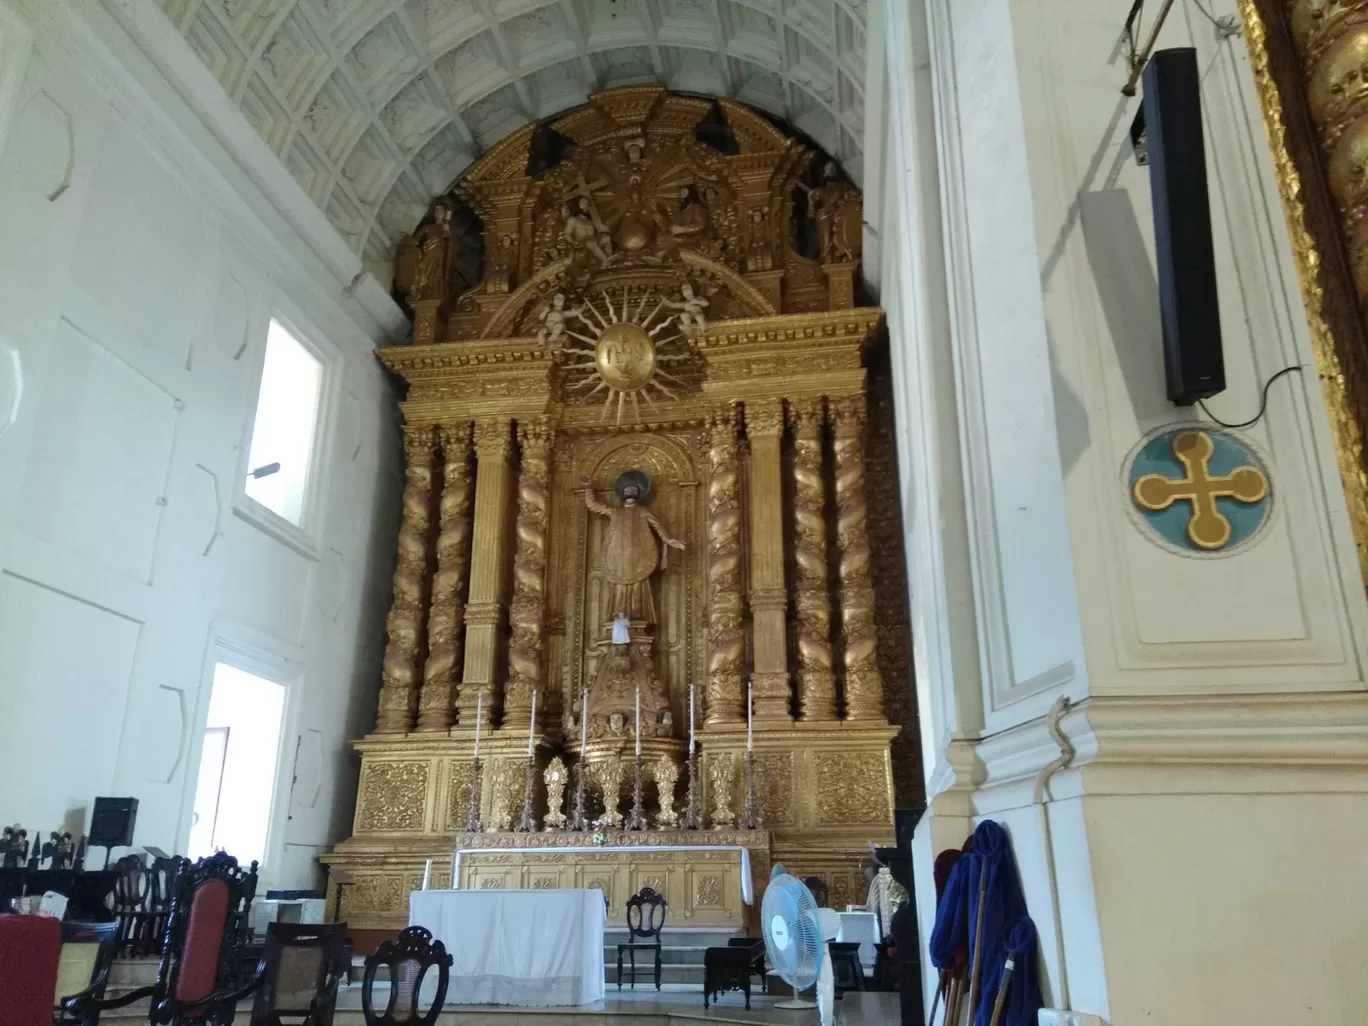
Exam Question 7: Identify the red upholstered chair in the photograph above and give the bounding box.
[63,852,265,1026]
[0,914,62,1026]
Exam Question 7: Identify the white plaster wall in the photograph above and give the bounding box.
[1012,0,1368,695]
[877,0,1368,1020]
[0,1,399,890]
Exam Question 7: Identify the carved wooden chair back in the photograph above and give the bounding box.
[362,926,451,1026]
[151,852,265,1024]
[804,876,830,908]
[625,887,667,941]
[250,922,349,1026]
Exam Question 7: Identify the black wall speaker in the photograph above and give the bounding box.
[1140,47,1225,404]
[89,796,139,848]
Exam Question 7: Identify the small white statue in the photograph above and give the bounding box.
[666,282,709,332]
[536,292,579,345]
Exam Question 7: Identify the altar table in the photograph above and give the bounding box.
[409,888,606,1006]
[450,843,756,929]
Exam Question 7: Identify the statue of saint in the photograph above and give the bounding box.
[584,470,684,627]
[394,205,454,302]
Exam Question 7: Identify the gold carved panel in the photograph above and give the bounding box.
[443,759,475,832]
[815,753,891,825]
[341,875,405,917]
[356,761,430,832]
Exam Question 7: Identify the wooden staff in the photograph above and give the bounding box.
[928,969,947,1024]
[988,957,1015,1026]
[965,861,990,1022]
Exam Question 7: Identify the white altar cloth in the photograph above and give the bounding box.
[409,888,606,1006]
[450,845,755,904]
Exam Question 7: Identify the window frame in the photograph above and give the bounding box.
[183,622,305,892]
[231,302,337,559]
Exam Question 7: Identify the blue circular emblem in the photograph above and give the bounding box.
[1127,427,1272,555]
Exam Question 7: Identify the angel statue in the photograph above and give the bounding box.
[535,292,581,345]
[584,470,684,628]
[666,282,709,332]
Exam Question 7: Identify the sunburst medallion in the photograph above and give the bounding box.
[560,285,693,423]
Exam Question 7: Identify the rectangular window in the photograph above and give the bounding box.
[188,663,287,868]
[244,319,323,526]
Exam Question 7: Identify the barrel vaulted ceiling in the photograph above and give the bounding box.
[155,0,868,279]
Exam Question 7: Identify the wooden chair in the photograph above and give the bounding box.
[616,886,667,990]
[63,852,265,1026]
[55,920,119,1026]
[804,875,829,908]
[361,926,451,1026]
[726,936,767,994]
[249,922,349,1026]
[0,914,62,1026]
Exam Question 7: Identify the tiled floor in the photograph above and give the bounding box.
[332,985,900,1025]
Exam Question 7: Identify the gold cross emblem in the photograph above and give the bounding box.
[1132,430,1269,550]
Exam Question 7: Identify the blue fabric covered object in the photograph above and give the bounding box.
[927,820,1043,1026]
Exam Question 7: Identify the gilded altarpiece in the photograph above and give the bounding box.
[323,89,917,933]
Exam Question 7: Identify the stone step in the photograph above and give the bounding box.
[108,957,160,988]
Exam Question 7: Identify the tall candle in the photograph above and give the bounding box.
[528,688,538,759]
[422,859,432,891]
[635,683,642,756]
[579,688,588,758]
[689,683,695,755]
[746,680,753,752]
[473,690,483,760]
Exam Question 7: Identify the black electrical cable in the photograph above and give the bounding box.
[1195,364,1303,429]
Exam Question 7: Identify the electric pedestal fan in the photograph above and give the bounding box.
[761,865,843,1026]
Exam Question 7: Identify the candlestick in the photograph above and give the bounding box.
[527,688,538,759]
[682,748,701,830]
[567,760,587,832]
[579,688,588,758]
[463,757,483,833]
[626,751,647,830]
[746,679,753,752]
[473,690,483,760]
[634,683,642,757]
[422,859,432,891]
[740,749,762,829]
[689,683,695,754]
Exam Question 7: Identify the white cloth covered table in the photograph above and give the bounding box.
[409,888,606,1006]
[838,909,881,974]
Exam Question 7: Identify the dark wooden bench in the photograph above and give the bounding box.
[703,941,763,1010]
[727,936,768,994]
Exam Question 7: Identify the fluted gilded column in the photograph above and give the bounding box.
[416,423,473,732]
[504,420,551,720]
[789,398,838,720]
[705,405,745,724]
[458,418,514,732]
[744,399,793,721]
[830,396,885,721]
[374,425,437,734]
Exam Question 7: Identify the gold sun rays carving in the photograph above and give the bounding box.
[558,285,694,424]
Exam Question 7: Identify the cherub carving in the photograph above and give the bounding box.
[665,282,710,332]
[535,292,582,345]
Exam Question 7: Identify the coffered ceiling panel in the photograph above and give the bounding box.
[156,0,867,279]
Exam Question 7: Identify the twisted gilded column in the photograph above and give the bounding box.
[458,418,514,732]
[744,399,793,721]
[505,420,551,720]
[705,405,745,724]
[1288,1,1368,307]
[830,396,884,721]
[374,425,437,734]
[789,399,837,721]
[1257,0,1368,576]
[416,423,473,732]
